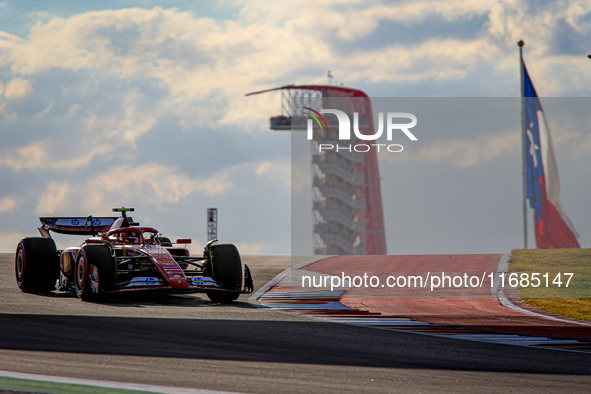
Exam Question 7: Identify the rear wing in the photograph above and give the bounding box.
[39,216,118,236]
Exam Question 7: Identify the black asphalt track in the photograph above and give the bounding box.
[0,253,590,393]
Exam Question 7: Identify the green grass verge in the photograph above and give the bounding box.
[509,248,591,321]
[0,376,156,394]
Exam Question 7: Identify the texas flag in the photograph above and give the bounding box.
[523,63,580,248]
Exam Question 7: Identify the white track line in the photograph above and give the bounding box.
[249,256,329,307]
[0,370,241,394]
[493,254,591,326]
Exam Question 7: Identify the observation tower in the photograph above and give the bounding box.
[247,84,387,255]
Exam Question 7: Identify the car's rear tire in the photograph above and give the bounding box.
[206,243,243,303]
[75,244,115,302]
[15,238,59,293]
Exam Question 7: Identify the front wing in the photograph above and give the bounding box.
[102,275,252,294]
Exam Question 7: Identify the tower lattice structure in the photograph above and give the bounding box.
[247,84,387,255]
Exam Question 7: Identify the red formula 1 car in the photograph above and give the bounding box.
[15,207,253,303]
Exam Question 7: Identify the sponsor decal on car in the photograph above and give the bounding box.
[190,277,218,287]
[129,277,162,287]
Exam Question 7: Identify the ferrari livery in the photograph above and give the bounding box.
[15,207,253,303]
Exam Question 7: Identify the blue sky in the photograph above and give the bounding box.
[1,0,590,254]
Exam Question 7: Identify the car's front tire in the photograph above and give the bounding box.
[206,243,243,303]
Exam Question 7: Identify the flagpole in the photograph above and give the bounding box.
[518,39,528,249]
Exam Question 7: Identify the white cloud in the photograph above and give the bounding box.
[4,78,32,99]
[0,196,16,214]
[0,30,23,67]
[382,130,520,168]
[102,101,157,148]
[255,160,291,189]
[0,140,113,170]
[35,102,53,118]
[81,90,158,147]
[0,90,158,171]
[67,104,82,118]
[0,140,46,169]
[484,0,591,94]
[36,181,72,215]
[343,38,497,84]
[0,2,587,132]
[84,159,290,211]
[82,162,235,211]
[0,231,25,253]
